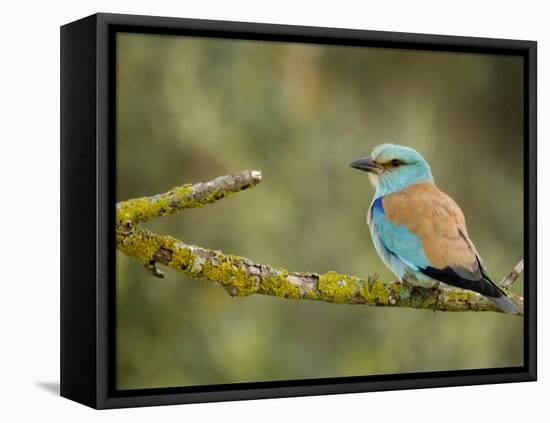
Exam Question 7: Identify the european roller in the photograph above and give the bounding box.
[350,144,519,314]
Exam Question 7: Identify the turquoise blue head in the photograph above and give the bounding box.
[350,144,434,197]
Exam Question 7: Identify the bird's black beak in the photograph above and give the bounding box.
[350,156,383,174]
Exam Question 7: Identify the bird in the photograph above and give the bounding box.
[350,143,519,314]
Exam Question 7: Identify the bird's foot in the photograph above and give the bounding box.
[401,277,415,288]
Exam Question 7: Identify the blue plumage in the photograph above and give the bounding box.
[368,196,433,285]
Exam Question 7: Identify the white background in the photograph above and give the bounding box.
[0,0,546,421]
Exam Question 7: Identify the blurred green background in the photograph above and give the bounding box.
[116,32,524,390]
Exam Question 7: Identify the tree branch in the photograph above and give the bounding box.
[499,259,524,290]
[116,170,524,315]
[116,170,262,226]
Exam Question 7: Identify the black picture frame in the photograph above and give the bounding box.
[60,12,537,409]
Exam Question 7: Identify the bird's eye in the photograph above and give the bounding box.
[391,159,402,167]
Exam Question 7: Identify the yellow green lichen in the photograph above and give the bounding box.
[447,290,476,303]
[167,248,259,297]
[117,228,164,264]
[116,185,194,226]
[409,291,436,309]
[318,271,358,304]
[168,243,200,273]
[259,269,301,299]
[116,178,261,227]
[359,279,389,305]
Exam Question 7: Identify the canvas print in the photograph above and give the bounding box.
[115,32,524,391]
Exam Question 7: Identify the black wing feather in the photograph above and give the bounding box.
[420,263,505,298]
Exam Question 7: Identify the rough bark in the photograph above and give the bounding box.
[116,170,524,315]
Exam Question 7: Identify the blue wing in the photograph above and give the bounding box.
[368,197,430,278]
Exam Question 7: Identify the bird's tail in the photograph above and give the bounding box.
[420,265,521,314]
[477,276,521,314]
[486,294,521,315]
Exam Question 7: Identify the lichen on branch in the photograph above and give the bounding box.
[116,170,262,227]
[115,170,524,315]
